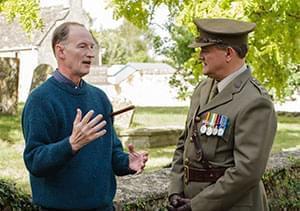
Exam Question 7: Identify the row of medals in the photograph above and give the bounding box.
[199,112,229,137]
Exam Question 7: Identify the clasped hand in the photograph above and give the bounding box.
[167,194,191,211]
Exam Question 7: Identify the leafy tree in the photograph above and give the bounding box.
[0,0,43,32]
[109,0,300,101]
[93,20,154,65]
[109,0,180,30]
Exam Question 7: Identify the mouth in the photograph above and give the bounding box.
[82,61,91,65]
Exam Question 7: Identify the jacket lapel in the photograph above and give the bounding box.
[198,68,252,115]
[199,78,214,108]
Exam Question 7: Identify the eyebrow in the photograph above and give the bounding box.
[77,42,95,47]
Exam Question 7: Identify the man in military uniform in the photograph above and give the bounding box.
[168,18,277,211]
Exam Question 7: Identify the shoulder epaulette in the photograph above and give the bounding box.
[250,77,270,97]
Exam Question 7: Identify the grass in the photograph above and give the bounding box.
[0,105,299,193]
[131,106,189,127]
[272,115,300,152]
[0,107,23,144]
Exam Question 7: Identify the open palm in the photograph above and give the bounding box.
[128,144,148,174]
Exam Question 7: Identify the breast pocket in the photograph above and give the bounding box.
[200,119,234,164]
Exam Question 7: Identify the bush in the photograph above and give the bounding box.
[0,178,38,211]
[263,158,300,209]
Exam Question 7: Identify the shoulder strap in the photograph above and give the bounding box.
[191,108,211,168]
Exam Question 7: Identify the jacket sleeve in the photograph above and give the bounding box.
[191,97,277,210]
[22,96,74,177]
[168,123,188,196]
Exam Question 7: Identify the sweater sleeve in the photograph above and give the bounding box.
[111,126,131,176]
[22,95,74,177]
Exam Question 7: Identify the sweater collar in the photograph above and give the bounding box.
[49,76,87,96]
[53,69,83,89]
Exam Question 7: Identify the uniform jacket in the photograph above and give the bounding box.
[169,68,277,211]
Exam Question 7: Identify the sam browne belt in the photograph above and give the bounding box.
[183,112,226,184]
[184,165,226,183]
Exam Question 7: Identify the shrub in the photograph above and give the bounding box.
[263,158,300,209]
[0,178,38,211]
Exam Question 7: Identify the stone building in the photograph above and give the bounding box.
[0,0,100,102]
[84,62,189,107]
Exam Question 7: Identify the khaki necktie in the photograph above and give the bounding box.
[208,81,219,102]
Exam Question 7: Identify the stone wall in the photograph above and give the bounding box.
[114,149,300,210]
[118,127,182,148]
[0,57,19,115]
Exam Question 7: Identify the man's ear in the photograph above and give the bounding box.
[225,47,234,63]
[55,43,65,59]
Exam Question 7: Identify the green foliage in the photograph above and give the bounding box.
[245,0,300,101]
[94,21,153,65]
[262,159,300,209]
[0,0,43,32]
[109,0,300,101]
[0,178,38,211]
[121,197,168,211]
[109,0,180,30]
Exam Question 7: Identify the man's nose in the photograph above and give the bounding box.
[87,47,95,58]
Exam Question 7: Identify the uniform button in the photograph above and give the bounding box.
[190,137,193,142]
[195,116,201,122]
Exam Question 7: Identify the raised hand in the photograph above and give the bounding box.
[70,109,107,153]
[128,144,148,174]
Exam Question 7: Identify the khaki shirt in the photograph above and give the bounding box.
[169,68,277,211]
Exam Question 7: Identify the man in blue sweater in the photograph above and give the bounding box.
[22,22,148,211]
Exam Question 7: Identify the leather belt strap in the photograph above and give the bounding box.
[184,165,226,183]
[192,116,211,168]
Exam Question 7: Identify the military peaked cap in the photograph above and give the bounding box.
[189,18,256,48]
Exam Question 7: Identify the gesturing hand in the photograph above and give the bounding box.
[128,144,148,174]
[70,109,107,153]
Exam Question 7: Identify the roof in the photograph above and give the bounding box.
[0,6,69,50]
[107,62,176,84]
[127,62,176,74]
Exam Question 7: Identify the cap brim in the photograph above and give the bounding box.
[188,42,215,48]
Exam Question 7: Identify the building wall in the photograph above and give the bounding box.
[38,30,57,68]
[0,49,38,102]
[97,71,189,107]
[18,49,39,102]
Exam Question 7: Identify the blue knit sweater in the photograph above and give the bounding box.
[22,77,131,210]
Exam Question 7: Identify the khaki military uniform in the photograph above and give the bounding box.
[169,68,277,211]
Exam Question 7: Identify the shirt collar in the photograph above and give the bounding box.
[53,69,83,89]
[217,64,247,92]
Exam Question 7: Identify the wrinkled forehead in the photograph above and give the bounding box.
[66,25,95,45]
